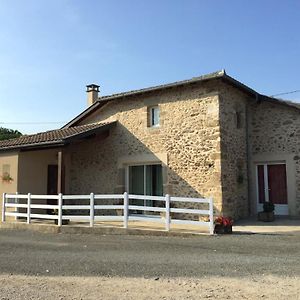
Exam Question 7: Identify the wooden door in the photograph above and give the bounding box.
[47,165,58,195]
[267,164,287,204]
[47,165,58,214]
[256,163,288,215]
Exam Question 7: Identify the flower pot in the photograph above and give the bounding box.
[214,224,232,234]
[258,211,274,222]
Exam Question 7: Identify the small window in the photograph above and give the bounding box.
[149,106,160,127]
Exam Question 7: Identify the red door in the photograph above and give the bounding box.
[257,164,287,204]
[267,164,287,204]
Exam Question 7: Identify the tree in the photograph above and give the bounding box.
[0,127,22,141]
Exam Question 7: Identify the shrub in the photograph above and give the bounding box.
[263,202,274,213]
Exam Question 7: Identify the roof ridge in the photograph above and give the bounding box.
[98,69,225,101]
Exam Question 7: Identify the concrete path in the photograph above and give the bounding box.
[1,216,300,236]
[234,217,300,234]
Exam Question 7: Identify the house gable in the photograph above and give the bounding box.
[63,70,300,129]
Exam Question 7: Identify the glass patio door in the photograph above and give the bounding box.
[128,164,163,213]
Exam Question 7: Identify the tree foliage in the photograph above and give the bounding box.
[0,127,22,141]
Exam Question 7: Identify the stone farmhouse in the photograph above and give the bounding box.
[0,70,299,220]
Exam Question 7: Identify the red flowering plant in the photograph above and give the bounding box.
[215,216,233,226]
[1,172,13,183]
[214,216,233,234]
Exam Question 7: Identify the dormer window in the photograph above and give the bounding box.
[149,106,160,127]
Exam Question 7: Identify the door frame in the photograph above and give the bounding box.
[255,162,288,215]
[251,153,296,217]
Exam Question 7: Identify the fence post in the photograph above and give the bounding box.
[58,193,63,227]
[165,194,170,231]
[90,192,94,227]
[27,193,31,224]
[209,198,214,235]
[2,193,6,223]
[123,192,129,229]
[15,192,18,221]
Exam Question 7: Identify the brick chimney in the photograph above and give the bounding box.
[86,84,100,106]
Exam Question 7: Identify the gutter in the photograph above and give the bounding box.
[0,141,65,152]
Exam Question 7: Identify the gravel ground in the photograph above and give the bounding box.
[0,229,299,299]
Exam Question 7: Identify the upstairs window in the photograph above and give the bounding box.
[149,106,160,127]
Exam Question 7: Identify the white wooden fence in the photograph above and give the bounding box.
[2,193,214,234]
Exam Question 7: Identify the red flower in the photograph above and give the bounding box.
[215,216,233,226]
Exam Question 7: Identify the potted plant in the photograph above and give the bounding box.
[1,172,13,183]
[258,202,275,222]
[214,216,233,234]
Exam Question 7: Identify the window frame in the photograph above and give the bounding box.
[149,105,160,127]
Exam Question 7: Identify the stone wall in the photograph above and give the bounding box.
[69,82,224,215]
[218,85,249,219]
[69,79,300,219]
[248,100,300,216]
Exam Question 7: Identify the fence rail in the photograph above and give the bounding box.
[2,192,214,234]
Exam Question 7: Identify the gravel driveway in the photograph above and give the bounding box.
[0,229,299,299]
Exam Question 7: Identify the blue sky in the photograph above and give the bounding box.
[0,0,299,134]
